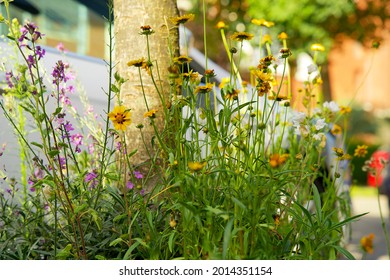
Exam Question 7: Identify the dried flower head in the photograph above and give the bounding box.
[279,47,292,58]
[139,25,154,35]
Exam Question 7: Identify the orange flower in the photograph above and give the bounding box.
[360,233,375,254]
[269,154,288,168]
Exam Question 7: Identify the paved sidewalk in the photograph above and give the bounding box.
[346,192,390,260]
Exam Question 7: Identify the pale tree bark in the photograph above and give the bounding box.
[113,0,179,172]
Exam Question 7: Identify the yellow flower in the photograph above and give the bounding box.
[169,218,177,228]
[230,32,254,42]
[311,43,325,52]
[108,106,132,131]
[195,83,213,94]
[204,69,216,78]
[354,145,368,158]
[332,147,352,160]
[262,34,272,44]
[360,233,375,254]
[340,106,352,115]
[173,55,192,65]
[216,21,227,29]
[188,161,206,172]
[224,88,240,101]
[332,147,345,157]
[170,14,195,26]
[331,124,342,135]
[144,109,158,119]
[251,18,274,28]
[127,58,146,68]
[278,32,288,40]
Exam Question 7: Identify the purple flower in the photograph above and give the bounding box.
[70,133,83,146]
[5,71,14,88]
[70,133,83,153]
[85,171,98,189]
[126,181,134,189]
[134,170,143,179]
[35,46,46,60]
[27,55,35,69]
[58,157,66,169]
[85,171,98,183]
[18,22,44,44]
[63,121,74,133]
[59,93,72,106]
[52,60,67,84]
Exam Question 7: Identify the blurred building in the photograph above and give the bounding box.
[0,0,108,58]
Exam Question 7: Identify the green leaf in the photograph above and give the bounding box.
[74,203,88,215]
[168,231,176,253]
[109,238,125,247]
[110,84,120,93]
[55,244,72,260]
[30,142,43,149]
[231,197,247,211]
[95,255,106,260]
[48,149,60,158]
[113,213,127,223]
[123,241,141,260]
[331,245,356,260]
[89,208,102,231]
[53,107,63,116]
[312,184,322,223]
[222,218,234,259]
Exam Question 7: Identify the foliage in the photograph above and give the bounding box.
[0,0,374,260]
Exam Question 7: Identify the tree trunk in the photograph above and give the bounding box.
[113,0,179,169]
